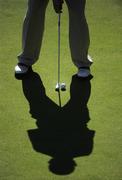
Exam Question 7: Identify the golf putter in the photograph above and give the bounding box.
[55,13,66,92]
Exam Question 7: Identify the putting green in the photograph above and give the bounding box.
[0,0,122,179]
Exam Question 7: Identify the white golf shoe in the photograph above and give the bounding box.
[15,63,30,74]
[77,67,91,78]
[15,63,32,79]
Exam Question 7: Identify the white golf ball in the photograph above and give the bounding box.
[61,83,66,91]
[55,83,60,91]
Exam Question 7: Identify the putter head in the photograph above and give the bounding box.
[55,83,60,91]
[61,83,66,91]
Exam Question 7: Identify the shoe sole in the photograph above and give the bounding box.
[77,74,93,80]
[15,67,33,80]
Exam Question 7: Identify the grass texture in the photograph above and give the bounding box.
[0,0,122,179]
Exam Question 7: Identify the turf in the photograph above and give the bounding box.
[0,0,122,179]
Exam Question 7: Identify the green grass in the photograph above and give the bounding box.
[0,0,122,179]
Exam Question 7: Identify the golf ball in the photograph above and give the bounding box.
[55,83,60,91]
[61,83,66,91]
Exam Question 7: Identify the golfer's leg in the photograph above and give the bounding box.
[18,0,49,66]
[65,0,92,68]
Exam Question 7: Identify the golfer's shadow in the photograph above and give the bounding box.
[22,71,95,175]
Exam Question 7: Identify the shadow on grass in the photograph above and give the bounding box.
[22,71,95,175]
